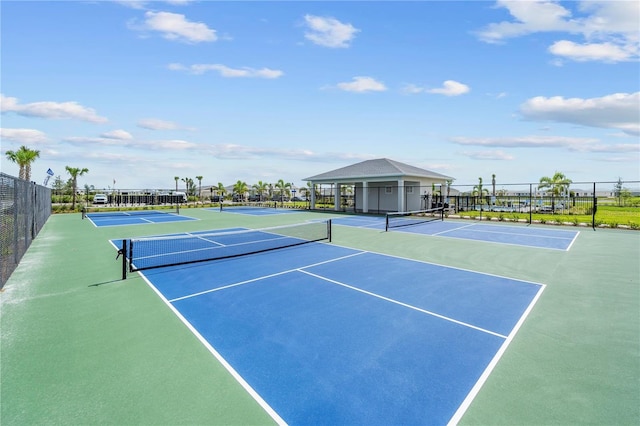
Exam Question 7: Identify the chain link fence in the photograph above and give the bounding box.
[1,173,52,289]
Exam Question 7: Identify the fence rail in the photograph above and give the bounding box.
[1,173,52,289]
[310,180,640,229]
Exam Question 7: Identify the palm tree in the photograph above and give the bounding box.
[174,176,179,193]
[181,177,195,197]
[539,172,572,212]
[65,166,89,210]
[274,179,291,201]
[83,183,95,205]
[195,176,203,202]
[233,180,248,201]
[472,177,488,210]
[431,182,441,196]
[491,174,496,196]
[5,145,40,181]
[252,181,269,201]
[215,182,226,201]
[300,181,318,201]
[472,177,488,196]
[538,172,572,197]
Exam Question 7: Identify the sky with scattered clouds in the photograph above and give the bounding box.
[1,0,638,192]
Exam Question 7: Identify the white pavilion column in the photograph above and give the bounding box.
[362,181,369,213]
[334,183,341,211]
[309,182,316,209]
[397,178,405,212]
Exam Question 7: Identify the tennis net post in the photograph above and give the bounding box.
[116,239,127,280]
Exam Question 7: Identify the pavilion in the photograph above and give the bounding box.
[303,158,454,213]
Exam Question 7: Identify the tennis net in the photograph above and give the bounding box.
[219,202,277,212]
[385,207,444,231]
[123,220,331,275]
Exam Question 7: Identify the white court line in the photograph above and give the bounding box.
[168,251,367,303]
[447,226,577,241]
[137,272,287,426]
[397,224,576,251]
[431,222,476,236]
[136,234,297,263]
[298,269,507,339]
[447,283,547,426]
[332,243,546,289]
[566,231,581,251]
[136,241,544,426]
[184,231,226,247]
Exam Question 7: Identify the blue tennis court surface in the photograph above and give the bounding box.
[86,211,196,227]
[331,216,579,250]
[122,230,545,425]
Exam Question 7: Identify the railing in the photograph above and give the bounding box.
[310,181,639,229]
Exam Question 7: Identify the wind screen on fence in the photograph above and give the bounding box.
[1,173,52,289]
[127,220,331,273]
[386,207,444,231]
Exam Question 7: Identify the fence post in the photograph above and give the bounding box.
[592,182,597,230]
[529,184,533,224]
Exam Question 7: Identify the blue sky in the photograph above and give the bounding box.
[1,0,638,192]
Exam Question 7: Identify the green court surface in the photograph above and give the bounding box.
[1,208,639,425]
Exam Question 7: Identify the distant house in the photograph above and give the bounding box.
[303,158,454,213]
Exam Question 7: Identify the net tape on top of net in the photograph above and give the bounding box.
[126,220,332,272]
[385,207,444,231]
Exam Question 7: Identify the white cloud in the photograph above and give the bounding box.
[450,135,599,148]
[114,0,147,9]
[164,0,195,5]
[63,135,200,152]
[460,150,515,160]
[476,0,579,43]
[63,136,132,147]
[116,0,195,9]
[303,15,359,48]
[202,143,376,163]
[1,94,107,123]
[335,76,387,93]
[147,139,198,150]
[101,129,133,140]
[519,92,640,136]
[476,0,639,63]
[450,135,639,154]
[169,63,284,78]
[167,63,187,72]
[0,128,48,144]
[136,11,217,43]
[595,155,640,163]
[427,80,470,96]
[401,84,426,95]
[137,118,182,130]
[578,1,640,37]
[549,40,631,62]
